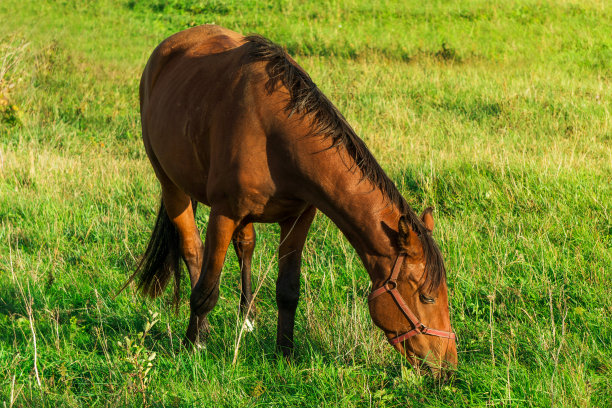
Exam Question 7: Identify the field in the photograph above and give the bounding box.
[0,0,610,406]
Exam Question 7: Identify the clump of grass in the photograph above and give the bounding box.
[0,38,29,128]
[434,43,461,63]
[0,0,610,407]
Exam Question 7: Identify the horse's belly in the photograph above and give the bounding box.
[244,197,309,223]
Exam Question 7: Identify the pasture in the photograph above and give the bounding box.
[0,0,610,406]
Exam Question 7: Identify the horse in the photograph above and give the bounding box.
[129,25,457,374]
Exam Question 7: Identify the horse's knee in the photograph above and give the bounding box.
[276,254,301,311]
[190,284,220,316]
[234,225,256,254]
[276,282,300,311]
[242,223,256,241]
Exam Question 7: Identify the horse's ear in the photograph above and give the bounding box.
[398,215,419,249]
[421,207,434,232]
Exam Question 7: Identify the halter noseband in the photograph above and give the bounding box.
[368,252,456,346]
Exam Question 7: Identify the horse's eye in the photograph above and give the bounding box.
[419,293,436,304]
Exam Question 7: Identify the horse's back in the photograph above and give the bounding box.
[140,25,244,107]
[140,26,295,217]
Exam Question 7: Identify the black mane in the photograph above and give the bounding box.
[243,34,446,293]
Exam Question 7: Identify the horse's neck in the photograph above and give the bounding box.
[298,139,401,283]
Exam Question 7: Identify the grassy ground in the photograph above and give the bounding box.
[0,0,610,406]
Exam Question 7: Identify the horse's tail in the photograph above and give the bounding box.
[116,200,182,309]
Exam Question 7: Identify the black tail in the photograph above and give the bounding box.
[117,200,182,309]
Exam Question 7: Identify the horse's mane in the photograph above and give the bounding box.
[243,34,446,293]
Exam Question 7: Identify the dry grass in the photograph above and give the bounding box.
[0,0,610,406]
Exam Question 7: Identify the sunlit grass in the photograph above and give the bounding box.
[0,0,610,406]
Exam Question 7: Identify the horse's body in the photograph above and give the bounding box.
[134,25,457,373]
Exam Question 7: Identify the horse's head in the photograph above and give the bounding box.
[369,208,457,377]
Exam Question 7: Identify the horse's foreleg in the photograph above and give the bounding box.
[276,205,316,357]
[185,208,238,346]
[232,223,257,327]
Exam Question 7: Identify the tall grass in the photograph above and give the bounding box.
[0,0,610,406]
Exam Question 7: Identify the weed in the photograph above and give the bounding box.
[0,0,610,406]
[116,311,159,407]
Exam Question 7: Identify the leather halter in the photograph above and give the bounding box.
[368,252,456,346]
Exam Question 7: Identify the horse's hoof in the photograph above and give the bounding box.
[276,344,295,360]
[183,335,206,350]
[244,318,255,332]
[182,337,194,350]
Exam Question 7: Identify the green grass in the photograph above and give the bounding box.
[0,0,610,406]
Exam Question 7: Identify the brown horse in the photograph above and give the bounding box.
[131,25,457,373]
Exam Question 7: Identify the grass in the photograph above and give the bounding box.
[0,0,610,406]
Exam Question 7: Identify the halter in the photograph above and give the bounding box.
[368,252,456,346]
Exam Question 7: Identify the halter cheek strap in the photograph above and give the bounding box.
[368,253,456,346]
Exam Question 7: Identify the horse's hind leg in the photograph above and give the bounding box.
[276,205,316,357]
[233,223,257,328]
[161,185,204,291]
[186,207,239,346]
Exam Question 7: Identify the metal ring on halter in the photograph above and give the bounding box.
[385,280,397,290]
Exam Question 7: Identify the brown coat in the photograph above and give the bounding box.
[134,25,457,374]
